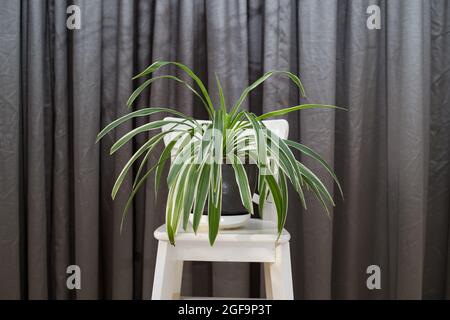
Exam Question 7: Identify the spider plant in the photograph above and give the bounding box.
[96,61,344,245]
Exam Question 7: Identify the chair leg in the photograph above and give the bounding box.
[152,240,184,300]
[263,262,274,299]
[266,242,293,300]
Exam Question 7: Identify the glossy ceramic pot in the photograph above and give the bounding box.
[189,163,257,229]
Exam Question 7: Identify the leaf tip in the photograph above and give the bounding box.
[119,214,126,234]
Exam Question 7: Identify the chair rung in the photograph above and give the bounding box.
[173,240,277,262]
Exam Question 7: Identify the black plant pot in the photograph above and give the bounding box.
[194,163,258,229]
[219,163,257,215]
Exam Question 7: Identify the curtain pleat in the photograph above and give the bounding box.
[297,0,337,300]
[0,0,22,300]
[23,0,50,299]
[333,0,389,299]
[425,0,450,300]
[0,0,449,300]
[385,0,431,299]
[71,0,102,300]
[51,0,71,300]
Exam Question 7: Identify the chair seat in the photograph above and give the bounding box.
[154,218,291,244]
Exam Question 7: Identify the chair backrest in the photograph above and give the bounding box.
[161,117,289,222]
[161,116,289,147]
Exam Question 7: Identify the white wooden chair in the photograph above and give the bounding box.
[152,118,293,300]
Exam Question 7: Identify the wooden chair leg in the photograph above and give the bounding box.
[266,242,293,300]
[264,262,274,299]
[152,240,184,300]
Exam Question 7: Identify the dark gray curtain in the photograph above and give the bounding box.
[0,0,449,300]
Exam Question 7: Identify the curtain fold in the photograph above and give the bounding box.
[297,0,337,299]
[0,0,22,300]
[333,0,391,300]
[385,0,431,299]
[51,0,72,300]
[425,0,450,299]
[0,0,449,300]
[23,0,51,300]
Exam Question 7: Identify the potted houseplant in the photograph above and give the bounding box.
[96,61,343,245]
